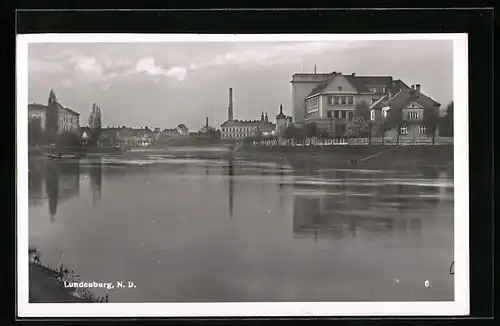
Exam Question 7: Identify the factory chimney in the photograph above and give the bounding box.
[228,87,234,121]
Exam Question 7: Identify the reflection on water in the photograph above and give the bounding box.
[28,153,454,302]
[30,159,81,222]
[90,158,102,206]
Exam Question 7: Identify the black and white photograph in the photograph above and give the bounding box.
[17,34,469,317]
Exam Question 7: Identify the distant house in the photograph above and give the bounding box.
[221,112,276,140]
[94,127,154,148]
[177,124,189,136]
[28,102,80,134]
[199,117,216,134]
[370,84,441,141]
[132,128,154,147]
[98,128,123,147]
[275,104,293,135]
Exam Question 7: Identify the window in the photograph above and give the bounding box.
[341,96,347,105]
[306,96,319,108]
[348,111,354,120]
[382,87,387,93]
[419,125,428,134]
[340,110,347,119]
[383,109,389,118]
[370,110,376,121]
[338,86,343,91]
[400,125,408,135]
[408,112,419,120]
[348,97,354,105]
[327,111,333,118]
[370,87,377,93]
[333,110,339,118]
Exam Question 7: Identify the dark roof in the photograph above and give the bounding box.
[28,102,80,116]
[306,73,395,97]
[276,105,287,119]
[369,94,389,109]
[306,72,338,97]
[392,79,411,92]
[221,119,276,127]
[384,88,441,109]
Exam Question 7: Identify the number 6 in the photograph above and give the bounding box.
[424,280,430,287]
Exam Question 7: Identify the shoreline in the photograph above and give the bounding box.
[30,144,454,172]
[29,248,107,303]
[29,263,91,303]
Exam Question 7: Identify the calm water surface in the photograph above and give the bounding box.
[28,150,454,302]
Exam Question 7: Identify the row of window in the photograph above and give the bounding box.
[406,112,420,120]
[326,110,354,120]
[222,133,250,139]
[399,125,428,135]
[306,110,320,118]
[306,97,319,108]
[369,87,387,93]
[60,115,76,123]
[223,127,255,132]
[329,96,354,105]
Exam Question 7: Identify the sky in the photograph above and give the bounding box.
[28,40,453,131]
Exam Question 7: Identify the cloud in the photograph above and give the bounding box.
[28,59,66,74]
[72,55,103,76]
[133,57,187,81]
[125,41,346,82]
[29,41,370,86]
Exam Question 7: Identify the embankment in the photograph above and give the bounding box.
[237,145,454,170]
[29,263,89,303]
[29,247,107,303]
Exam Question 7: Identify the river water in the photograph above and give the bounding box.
[28,149,454,302]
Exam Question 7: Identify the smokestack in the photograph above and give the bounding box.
[314,65,317,74]
[411,85,415,92]
[228,87,233,121]
[415,84,421,92]
[205,117,208,127]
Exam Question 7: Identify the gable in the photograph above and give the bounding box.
[405,101,424,109]
[322,75,358,94]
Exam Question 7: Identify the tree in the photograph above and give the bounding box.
[334,121,345,138]
[354,100,370,120]
[88,103,102,146]
[56,131,82,148]
[355,100,372,144]
[304,122,318,145]
[423,106,440,145]
[318,128,329,143]
[346,116,369,138]
[440,101,454,137]
[384,108,403,145]
[28,116,43,146]
[45,89,58,144]
[283,124,298,145]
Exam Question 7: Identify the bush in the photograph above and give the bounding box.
[56,132,82,148]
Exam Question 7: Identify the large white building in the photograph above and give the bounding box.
[290,71,408,134]
[220,87,276,140]
[28,102,80,134]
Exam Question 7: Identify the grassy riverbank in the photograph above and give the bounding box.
[237,145,454,170]
[29,263,89,303]
[28,247,107,303]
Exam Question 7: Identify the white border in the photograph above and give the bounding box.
[17,33,469,317]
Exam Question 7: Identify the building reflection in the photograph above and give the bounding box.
[28,158,44,207]
[227,157,234,219]
[43,160,80,222]
[89,158,103,206]
[292,169,428,241]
